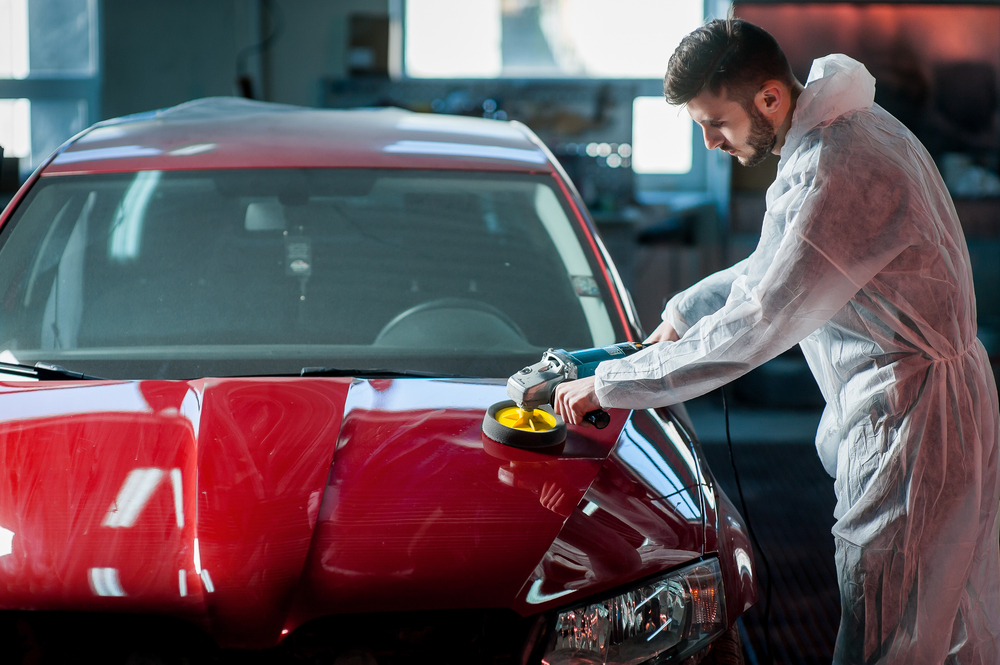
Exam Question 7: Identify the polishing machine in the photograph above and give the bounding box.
[482,341,649,448]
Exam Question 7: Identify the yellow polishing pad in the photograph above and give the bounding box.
[495,406,559,432]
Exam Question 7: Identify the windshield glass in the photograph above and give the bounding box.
[0,169,623,379]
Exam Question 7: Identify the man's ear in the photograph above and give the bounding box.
[754,80,784,116]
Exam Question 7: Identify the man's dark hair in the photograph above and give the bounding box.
[664,18,796,107]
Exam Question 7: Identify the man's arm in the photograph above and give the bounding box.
[555,322,676,424]
[588,137,911,413]
[554,262,739,424]
[661,257,751,337]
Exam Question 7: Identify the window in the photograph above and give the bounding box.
[394,0,712,183]
[632,96,694,175]
[0,0,100,178]
[398,0,704,79]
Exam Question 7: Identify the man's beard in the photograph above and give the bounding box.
[739,103,777,167]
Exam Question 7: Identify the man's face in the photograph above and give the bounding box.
[686,89,777,167]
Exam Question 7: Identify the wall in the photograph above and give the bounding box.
[101,0,388,119]
[266,0,388,106]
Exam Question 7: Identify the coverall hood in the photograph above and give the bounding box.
[783,54,877,159]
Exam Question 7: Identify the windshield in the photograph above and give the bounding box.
[0,169,623,379]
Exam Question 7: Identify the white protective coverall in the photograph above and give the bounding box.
[595,54,1000,663]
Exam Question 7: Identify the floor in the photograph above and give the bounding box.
[684,393,841,665]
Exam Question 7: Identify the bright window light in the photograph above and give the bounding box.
[1,0,98,175]
[0,0,29,79]
[26,0,96,76]
[558,0,704,78]
[404,0,703,78]
[631,96,692,174]
[405,0,502,77]
[0,99,31,159]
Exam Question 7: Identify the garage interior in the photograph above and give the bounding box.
[1,1,998,663]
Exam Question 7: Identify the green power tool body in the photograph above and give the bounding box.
[482,341,649,448]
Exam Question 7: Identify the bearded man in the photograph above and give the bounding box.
[555,18,1000,664]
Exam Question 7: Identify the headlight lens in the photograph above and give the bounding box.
[542,559,726,665]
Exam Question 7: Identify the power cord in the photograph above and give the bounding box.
[721,386,774,665]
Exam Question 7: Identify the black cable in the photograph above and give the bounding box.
[722,386,774,665]
[235,0,284,99]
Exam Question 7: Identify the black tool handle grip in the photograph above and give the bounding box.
[584,409,611,429]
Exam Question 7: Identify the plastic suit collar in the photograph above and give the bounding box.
[781,54,876,160]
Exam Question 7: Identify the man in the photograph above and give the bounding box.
[554,18,1000,664]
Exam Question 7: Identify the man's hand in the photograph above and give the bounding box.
[553,375,601,426]
[645,319,680,344]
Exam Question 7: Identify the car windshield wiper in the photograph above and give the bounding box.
[298,366,476,379]
[0,361,107,381]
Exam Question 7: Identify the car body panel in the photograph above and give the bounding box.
[662,409,757,622]
[191,378,351,646]
[284,379,630,639]
[0,377,350,647]
[2,376,710,649]
[0,381,203,614]
[0,374,744,649]
[517,409,706,612]
[41,99,551,176]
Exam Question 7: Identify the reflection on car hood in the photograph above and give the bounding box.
[0,376,704,648]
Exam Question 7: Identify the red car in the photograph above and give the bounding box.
[0,98,755,664]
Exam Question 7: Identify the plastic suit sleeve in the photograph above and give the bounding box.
[662,258,750,337]
[596,124,913,409]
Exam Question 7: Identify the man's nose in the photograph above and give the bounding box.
[702,127,725,150]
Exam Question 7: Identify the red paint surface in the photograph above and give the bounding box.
[0,373,748,648]
[283,379,626,633]
[193,378,351,646]
[0,382,201,614]
[0,378,350,647]
[39,106,551,176]
[514,408,706,613]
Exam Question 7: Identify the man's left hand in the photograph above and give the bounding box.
[553,376,601,426]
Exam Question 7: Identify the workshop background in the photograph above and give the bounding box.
[1,1,998,662]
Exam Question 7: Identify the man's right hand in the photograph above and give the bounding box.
[644,319,680,344]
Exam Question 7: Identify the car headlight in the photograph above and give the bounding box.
[542,559,727,665]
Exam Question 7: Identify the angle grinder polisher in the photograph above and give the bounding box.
[482,341,650,449]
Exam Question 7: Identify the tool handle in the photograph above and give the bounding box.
[584,409,611,429]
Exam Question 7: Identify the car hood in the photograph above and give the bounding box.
[0,376,705,648]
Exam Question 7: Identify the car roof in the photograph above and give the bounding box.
[42,97,556,176]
